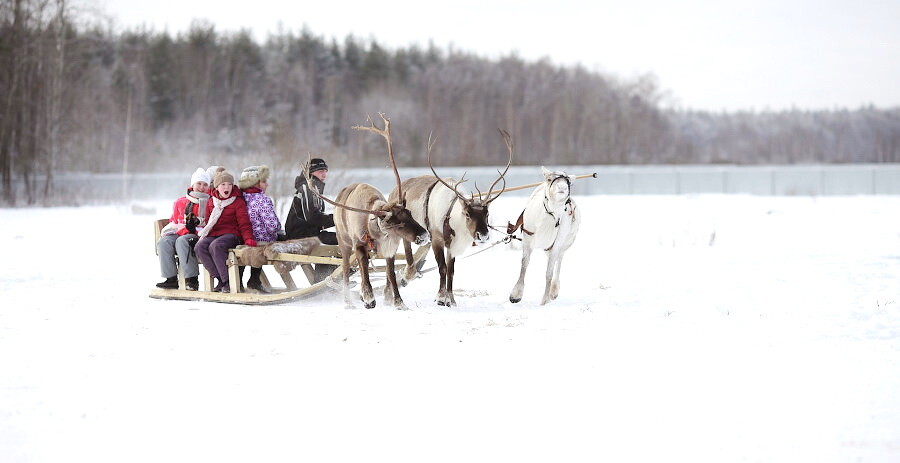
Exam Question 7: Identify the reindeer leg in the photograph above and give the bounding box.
[384,257,408,310]
[432,242,451,306]
[383,256,393,304]
[341,245,354,309]
[356,246,375,309]
[541,251,558,305]
[446,256,457,307]
[549,253,565,301]
[400,240,417,286]
[510,245,532,303]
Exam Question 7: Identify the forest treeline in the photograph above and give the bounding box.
[2,0,899,204]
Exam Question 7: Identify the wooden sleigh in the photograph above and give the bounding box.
[148,219,429,305]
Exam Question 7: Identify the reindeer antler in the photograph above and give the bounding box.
[483,129,513,205]
[426,131,471,202]
[304,153,386,217]
[352,112,405,206]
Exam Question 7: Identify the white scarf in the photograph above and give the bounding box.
[198,195,236,238]
[185,191,210,224]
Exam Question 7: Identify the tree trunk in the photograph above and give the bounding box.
[44,0,66,201]
[122,87,132,199]
[1,0,24,204]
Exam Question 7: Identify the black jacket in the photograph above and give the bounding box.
[285,174,335,239]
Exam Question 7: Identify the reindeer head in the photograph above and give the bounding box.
[377,202,430,245]
[462,200,491,243]
[540,166,573,203]
[428,129,513,244]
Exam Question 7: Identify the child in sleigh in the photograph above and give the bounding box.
[237,165,282,293]
[195,170,257,293]
[155,168,212,291]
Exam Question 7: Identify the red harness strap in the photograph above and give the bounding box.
[360,232,377,252]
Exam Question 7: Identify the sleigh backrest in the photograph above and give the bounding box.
[153,218,168,255]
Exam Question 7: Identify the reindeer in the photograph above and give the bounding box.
[306,113,430,309]
[388,130,512,307]
[508,167,582,305]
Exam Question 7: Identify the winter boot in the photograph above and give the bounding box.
[185,276,199,291]
[156,276,179,289]
[246,267,270,294]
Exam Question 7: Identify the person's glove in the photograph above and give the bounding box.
[245,239,258,247]
[184,212,200,234]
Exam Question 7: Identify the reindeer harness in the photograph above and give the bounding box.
[360,230,378,253]
[422,179,461,247]
[506,174,575,251]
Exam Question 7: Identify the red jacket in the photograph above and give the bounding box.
[204,188,254,243]
[167,189,210,236]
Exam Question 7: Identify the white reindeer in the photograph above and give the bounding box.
[508,167,581,305]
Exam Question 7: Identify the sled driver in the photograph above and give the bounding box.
[285,157,337,245]
[285,157,338,281]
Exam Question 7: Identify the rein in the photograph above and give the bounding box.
[491,223,522,242]
[418,232,510,275]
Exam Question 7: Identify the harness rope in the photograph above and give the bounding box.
[442,196,458,245]
[418,233,510,274]
[422,179,439,231]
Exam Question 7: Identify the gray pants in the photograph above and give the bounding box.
[157,233,200,278]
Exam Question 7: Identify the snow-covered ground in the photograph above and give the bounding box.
[1,194,898,462]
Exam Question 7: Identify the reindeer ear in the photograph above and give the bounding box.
[541,166,553,180]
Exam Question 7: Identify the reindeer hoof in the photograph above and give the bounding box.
[364,300,376,309]
[400,279,408,287]
[510,296,522,303]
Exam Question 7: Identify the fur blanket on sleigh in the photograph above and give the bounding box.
[237,237,321,273]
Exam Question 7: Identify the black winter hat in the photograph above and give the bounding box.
[308,158,328,174]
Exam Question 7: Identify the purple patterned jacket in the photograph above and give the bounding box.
[242,187,281,242]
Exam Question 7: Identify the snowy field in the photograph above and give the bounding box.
[1,194,899,462]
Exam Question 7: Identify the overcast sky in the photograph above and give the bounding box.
[95,0,900,112]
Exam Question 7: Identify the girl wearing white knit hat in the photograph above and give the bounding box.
[155,167,211,291]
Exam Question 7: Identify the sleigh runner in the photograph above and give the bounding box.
[149,218,429,305]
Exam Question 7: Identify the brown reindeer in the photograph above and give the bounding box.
[388,129,512,306]
[306,114,430,309]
